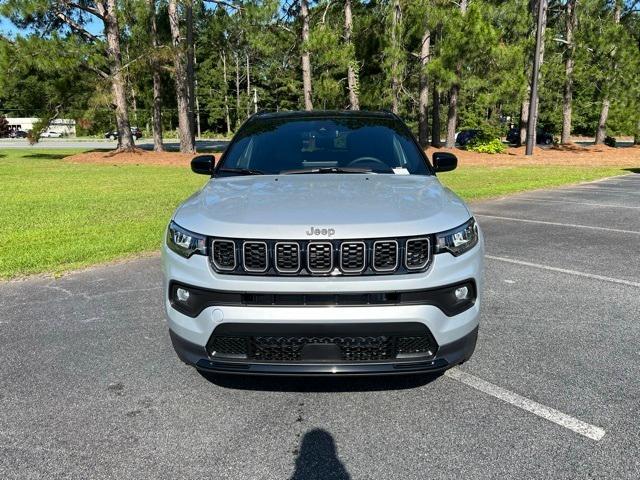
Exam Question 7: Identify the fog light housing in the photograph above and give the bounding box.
[176,287,190,302]
[454,286,469,300]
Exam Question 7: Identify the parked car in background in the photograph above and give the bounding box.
[40,131,63,138]
[105,127,142,140]
[455,129,482,147]
[9,130,28,138]
[506,127,554,145]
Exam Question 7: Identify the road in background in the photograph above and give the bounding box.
[1,174,639,479]
[0,138,229,151]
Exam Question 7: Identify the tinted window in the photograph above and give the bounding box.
[219,117,431,175]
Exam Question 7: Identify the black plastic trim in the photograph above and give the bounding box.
[168,326,478,376]
[168,279,477,318]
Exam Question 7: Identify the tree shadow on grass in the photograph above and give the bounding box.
[22,153,71,160]
[623,168,640,174]
[199,370,442,392]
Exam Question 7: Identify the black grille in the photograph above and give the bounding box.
[243,242,268,272]
[208,237,433,276]
[208,336,247,355]
[373,241,398,272]
[251,336,395,361]
[405,238,431,270]
[307,242,333,273]
[275,242,300,273]
[207,335,437,361]
[340,242,366,273]
[397,336,435,356]
[212,240,236,270]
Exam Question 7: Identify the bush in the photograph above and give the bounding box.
[467,137,507,154]
[604,136,616,148]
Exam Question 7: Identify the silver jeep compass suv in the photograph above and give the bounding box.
[162,110,484,375]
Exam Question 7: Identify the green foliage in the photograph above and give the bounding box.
[466,137,507,154]
[0,0,638,138]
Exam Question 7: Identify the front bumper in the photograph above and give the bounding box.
[162,233,484,375]
[170,326,478,375]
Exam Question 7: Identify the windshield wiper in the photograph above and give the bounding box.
[217,167,264,176]
[281,167,372,175]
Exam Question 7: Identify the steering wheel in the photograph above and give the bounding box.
[346,157,390,170]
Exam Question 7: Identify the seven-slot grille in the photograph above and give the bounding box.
[210,237,432,275]
[307,242,333,273]
[242,241,268,272]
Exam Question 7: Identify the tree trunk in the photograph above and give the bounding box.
[634,119,640,145]
[222,51,231,135]
[168,0,196,153]
[594,1,621,145]
[561,0,577,145]
[445,84,458,147]
[148,0,164,151]
[194,50,201,138]
[301,0,313,110]
[344,0,359,110]
[444,1,466,148]
[101,0,134,150]
[235,53,241,128]
[525,0,547,153]
[595,99,610,145]
[186,0,196,140]
[418,28,430,147]
[519,97,529,146]
[431,87,441,148]
[246,53,251,118]
[390,0,401,114]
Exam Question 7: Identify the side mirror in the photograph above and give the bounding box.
[191,155,215,175]
[432,152,457,173]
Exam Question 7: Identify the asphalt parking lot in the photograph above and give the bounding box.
[1,173,639,479]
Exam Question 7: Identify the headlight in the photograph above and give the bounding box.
[435,218,479,256]
[166,221,207,258]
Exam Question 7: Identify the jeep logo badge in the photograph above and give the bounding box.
[306,226,335,237]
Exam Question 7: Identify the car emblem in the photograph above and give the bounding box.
[306,226,335,237]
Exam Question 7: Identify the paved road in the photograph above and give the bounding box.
[0,138,229,151]
[1,174,639,479]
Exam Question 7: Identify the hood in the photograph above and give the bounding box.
[173,174,470,239]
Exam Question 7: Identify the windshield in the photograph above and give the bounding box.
[218,117,432,176]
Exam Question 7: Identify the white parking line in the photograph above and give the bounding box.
[486,255,640,288]
[507,197,640,210]
[476,214,640,235]
[445,368,606,441]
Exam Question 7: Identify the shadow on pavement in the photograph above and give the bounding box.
[289,429,350,480]
[199,371,442,392]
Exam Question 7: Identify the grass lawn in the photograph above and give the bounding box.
[0,148,630,279]
[0,149,206,279]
